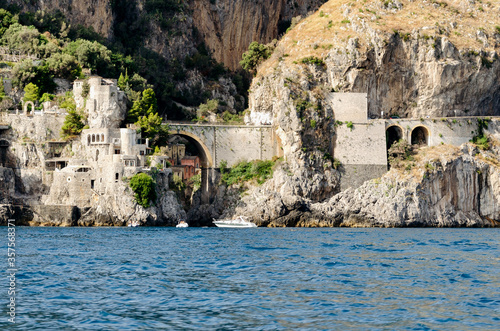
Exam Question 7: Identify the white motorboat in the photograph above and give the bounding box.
[213,216,257,228]
[176,220,189,228]
[128,221,140,227]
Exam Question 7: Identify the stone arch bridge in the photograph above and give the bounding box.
[168,117,499,195]
[167,122,281,202]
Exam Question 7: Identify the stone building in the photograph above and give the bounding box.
[73,76,127,129]
[180,155,201,181]
[167,143,186,165]
[43,76,159,206]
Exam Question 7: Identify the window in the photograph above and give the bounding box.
[115,173,119,182]
[114,149,120,154]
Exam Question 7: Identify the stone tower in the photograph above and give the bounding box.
[73,76,127,129]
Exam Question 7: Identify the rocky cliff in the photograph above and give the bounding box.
[192,0,327,70]
[7,0,115,39]
[214,131,500,228]
[217,0,500,227]
[7,0,327,69]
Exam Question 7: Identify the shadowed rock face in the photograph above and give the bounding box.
[191,0,327,70]
[9,0,115,39]
[9,0,327,70]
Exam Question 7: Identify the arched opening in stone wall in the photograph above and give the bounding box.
[411,126,429,146]
[0,139,9,167]
[87,135,91,145]
[169,132,213,168]
[24,101,35,115]
[386,125,403,150]
[92,134,95,143]
[96,149,99,162]
[168,130,214,204]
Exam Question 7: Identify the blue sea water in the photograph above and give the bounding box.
[1,227,499,330]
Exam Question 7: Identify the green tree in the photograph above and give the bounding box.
[137,112,162,139]
[63,39,113,74]
[12,59,56,93]
[136,112,169,147]
[45,53,82,80]
[0,9,18,37]
[118,70,129,90]
[141,88,158,114]
[23,83,39,102]
[61,110,85,137]
[129,173,156,208]
[198,99,218,116]
[240,41,272,72]
[39,93,55,103]
[127,88,158,123]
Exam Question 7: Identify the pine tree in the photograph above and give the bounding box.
[23,83,39,102]
[118,69,129,90]
[126,88,158,123]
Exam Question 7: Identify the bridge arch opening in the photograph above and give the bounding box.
[386,125,403,150]
[169,131,213,168]
[411,126,429,146]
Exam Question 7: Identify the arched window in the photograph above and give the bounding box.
[101,134,105,142]
[92,134,95,143]
[87,135,91,145]
[96,149,99,162]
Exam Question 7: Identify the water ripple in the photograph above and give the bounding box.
[0,227,498,330]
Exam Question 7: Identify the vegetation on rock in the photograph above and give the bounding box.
[60,92,85,138]
[220,158,280,186]
[240,41,273,73]
[470,118,491,150]
[129,173,157,208]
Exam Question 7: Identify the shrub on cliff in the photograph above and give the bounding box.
[240,41,272,72]
[0,8,18,37]
[61,109,85,138]
[129,173,157,208]
[60,92,85,138]
[221,159,278,186]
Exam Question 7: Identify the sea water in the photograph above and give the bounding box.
[1,227,499,330]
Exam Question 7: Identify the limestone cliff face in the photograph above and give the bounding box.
[220,136,500,227]
[224,0,500,227]
[8,0,327,70]
[8,0,115,39]
[306,142,500,227]
[192,0,327,70]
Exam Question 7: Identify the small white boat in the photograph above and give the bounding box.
[176,220,189,228]
[128,221,140,227]
[213,216,257,228]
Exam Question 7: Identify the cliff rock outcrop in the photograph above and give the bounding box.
[227,0,500,227]
[8,0,115,39]
[8,0,327,70]
[192,0,327,69]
